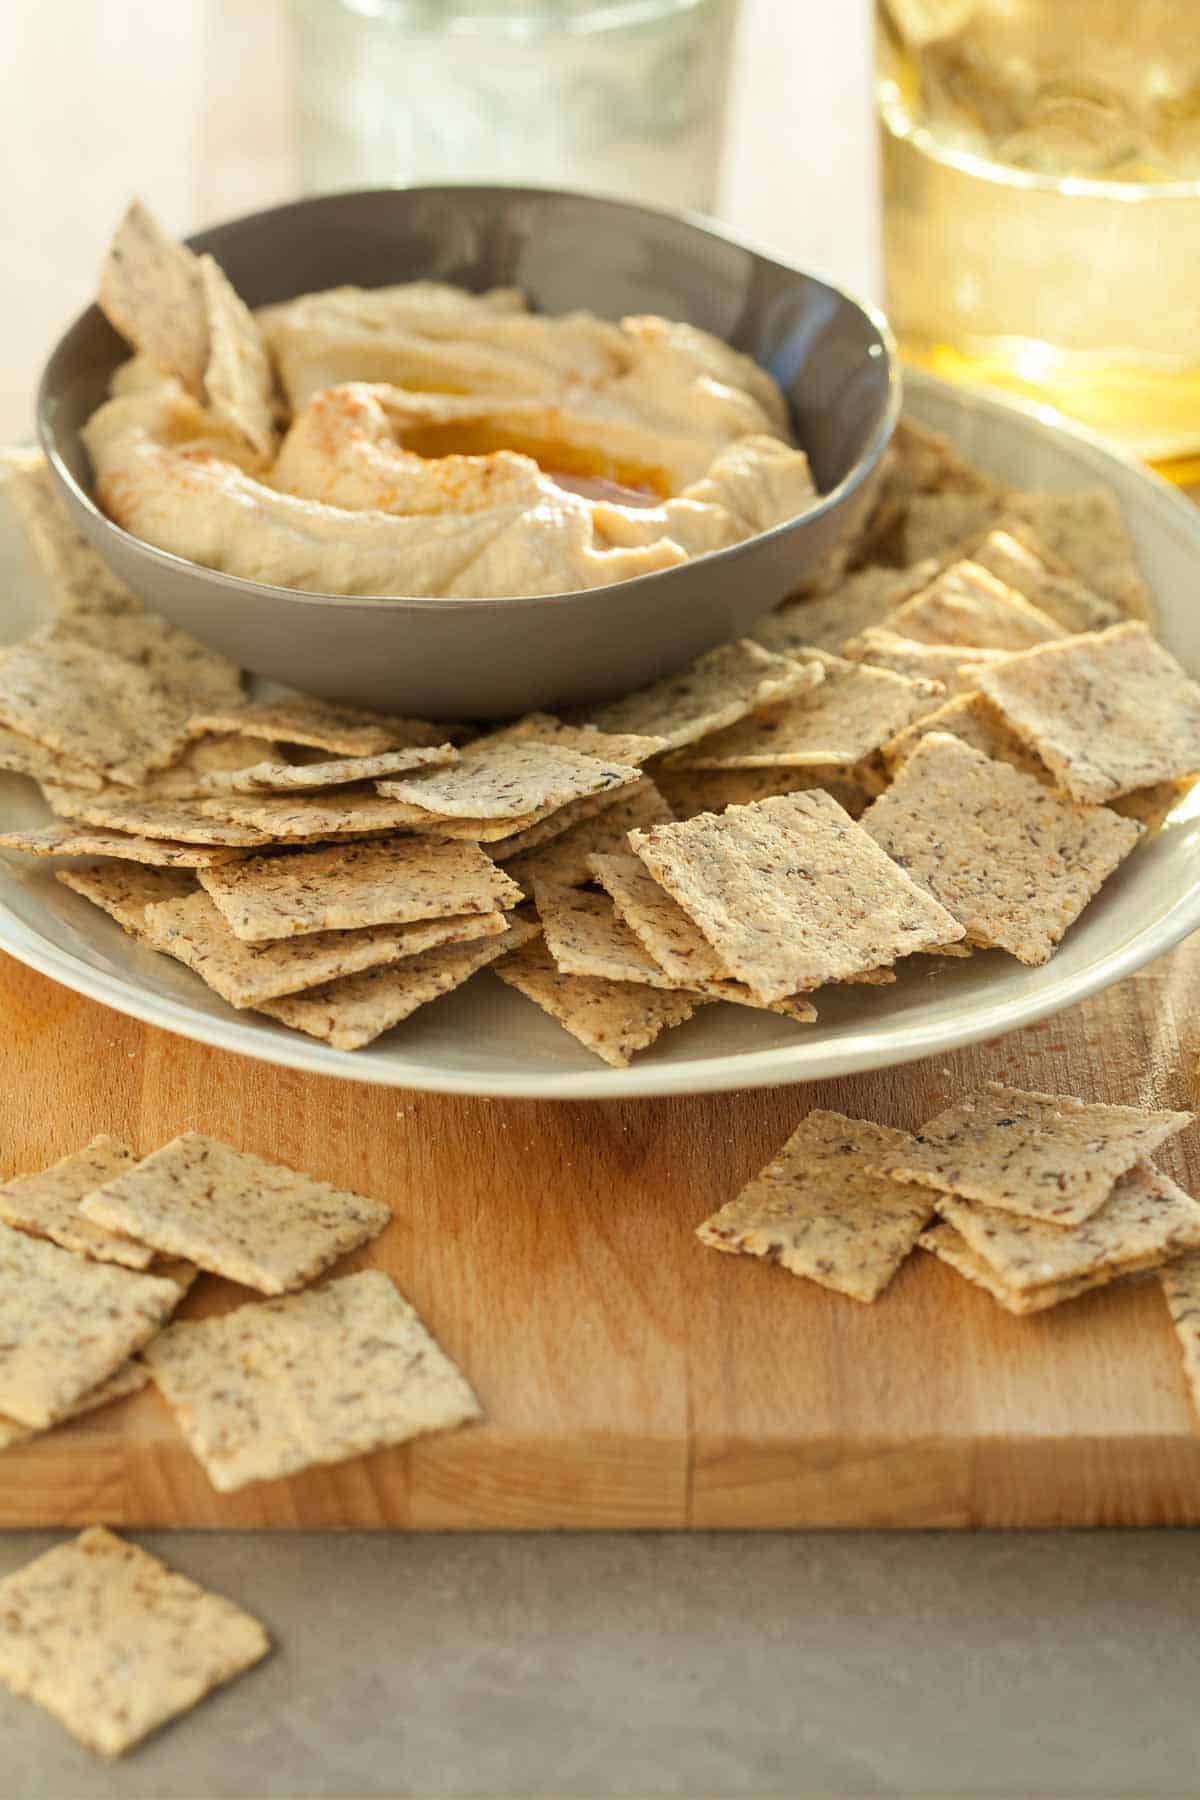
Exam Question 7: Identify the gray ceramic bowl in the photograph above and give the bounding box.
[38,186,898,718]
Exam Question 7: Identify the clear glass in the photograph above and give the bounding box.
[290,0,740,218]
[877,0,1200,475]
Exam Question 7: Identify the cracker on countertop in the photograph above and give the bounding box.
[200,743,457,794]
[0,824,249,867]
[197,835,520,942]
[628,792,962,1001]
[142,1269,481,1492]
[971,526,1124,634]
[198,252,278,461]
[501,778,674,890]
[1160,1252,1200,1419]
[375,736,641,821]
[879,691,1054,784]
[918,1221,1149,1313]
[696,1109,932,1302]
[0,1526,269,1757]
[97,199,209,394]
[878,1080,1193,1227]
[976,621,1200,804]
[0,632,190,785]
[0,1136,154,1268]
[492,933,704,1067]
[1004,487,1153,621]
[751,560,940,657]
[42,784,274,847]
[81,1131,390,1295]
[186,694,451,755]
[882,560,1066,651]
[580,638,823,751]
[860,732,1143,965]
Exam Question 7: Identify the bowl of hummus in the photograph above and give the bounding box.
[39,186,897,716]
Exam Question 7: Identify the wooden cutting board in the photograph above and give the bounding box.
[2,933,1200,1531]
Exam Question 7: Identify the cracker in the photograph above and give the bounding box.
[132,734,281,800]
[752,560,941,657]
[46,607,243,719]
[490,713,666,764]
[186,695,447,755]
[652,762,872,821]
[0,632,189,785]
[197,786,494,840]
[918,1221,1141,1313]
[860,732,1142,964]
[1160,1252,1200,1419]
[3,450,142,616]
[843,627,1007,693]
[0,723,105,791]
[903,489,1003,565]
[258,916,538,1050]
[934,1161,1200,1293]
[81,1132,390,1295]
[628,792,962,1000]
[0,1527,269,1756]
[879,1080,1192,1226]
[0,824,248,867]
[883,560,1065,650]
[0,1136,154,1269]
[489,781,649,862]
[43,784,273,847]
[201,744,457,794]
[97,199,209,394]
[502,779,674,890]
[139,890,504,1008]
[1005,487,1153,621]
[197,836,519,942]
[199,253,277,460]
[142,1269,481,1491]
[582,639,823,751]
[971,526,1123,634]
[492,934,703,1067]
[890,416,1001,500]
[0,1363,152,1455]
[0,1225,182,1427]
[879,691,1053,784]
[976,621,1200,804]
[696,1110,932,1301]
[375,737,641,821]
[535,877,682,988]
[672,652,943,769]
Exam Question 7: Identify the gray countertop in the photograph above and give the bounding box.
[3,1529,1198,1799]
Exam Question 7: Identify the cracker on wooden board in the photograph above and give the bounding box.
[2,449,142,616]
[879,691,1053,784]
[842,627,1005,694]
[971,526,1124,634]
[200,743,457,794]
[375,736,642,820]
[139,890,505,1009]
[628,792,962,1001]
[186,694,450,755]
[0,1362,152,1455]
[97,199,209,394]
[882,560,1066,651]
[933,1161,1200,1293]
[1004,487,1153,621]
[0,632,189,785]
[488,712,666,765]
[878,1081,1193,1227]
[1159,1252,1200,1419]
[696,1110,932,1302]
[0,824,248,867]
[918,1222,1149,1314]
[492,933,704,1067]
[501,779,674,890]
[198,252,277,461]
[751,560,941,657]
[860,732,1143,965]
[81,1132,390,1295]
[671,652,943,770]
[0,1526,270,1757]
[197,835,520,942]
[142,1269,481,1492]
[652,761,872,821]
[0,723,105,791]
[42,784,274,847]
[0,1136,154,1269]
[580,638,823,751]
[0,1224,182,1427]
[976,621,1200,804]
[258,916,538,1050]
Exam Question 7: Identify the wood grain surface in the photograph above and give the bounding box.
[2,931,1199,1530]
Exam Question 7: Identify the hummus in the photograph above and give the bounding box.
[85,261,817,599]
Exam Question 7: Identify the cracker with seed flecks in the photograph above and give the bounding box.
[0,1363,152,1455]
[375,737,641,820]
[0,1225,182,1427]
[903,488,1004,566]
[879,1081,1192,1227]
[0,1136,153,1268]
[492,933,703,1067]
[488,781,645,862]
[535,877,682,988]
[672,652,943,770]
[653,762,872,820]
[186,694,448,756]
[696,1109,932,1302]
[883,560,1065,651]
[129,734,282,801]
[972,526,1124,634]
[45,607,243,719]
[0,724,105,791]
[81,1132,390,1294]
[139,889,505,1008]
[843,627,1006,694]
[581,639,823,751]
[199,253,277,460]
[628,792,962,1001]
[197,786,468,840]
[0,824,247,867]
[198,836,519,942]
[934,1161,1200,1294]
[3,450,142,617]
[488,713,665,765]
[976,621,1200,804]
[502,779,674,889]
[1160,1252,1200,1419]
[880,691,1053,783]
[1005,487,1153,621]
[891,416,1003,501]
[918,1222,1145,1313]
[42,783,273,847]
[259,916,538,1050]
[861,732,1142,964]
[142,1269,481,1492]
[0,632,189,784]
[97,199,209,394]
[0,1526,270,1757]
[752,560,941,657]
[201,743,457,795]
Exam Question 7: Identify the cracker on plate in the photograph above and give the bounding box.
[487,779,651,863]
[903,488,1004,566]
[197,786,474,840]
[142,1269,481,1492]
[97,199,209,394]
[860,732,1143,964]
[879,691,1053,784]
[200,743,457,795]
[0,723,105,791]
[971,526,1124,634]
[127,733,280,801]
[976,620,1200,804]
[918,1221,1144,1314]
[81,1132,390,1295]
[534,877,680,989]
[0,824,248,867]
[878,1080,1193,1226]
[0,1526,270,1757]
[45,606,243,717]
[696,1109,932,1301]
[628,792,962,1001]
[488,712,666,765]
[1160,1252,1200,1419]
[42,784,273,847]
[1004,487,1153,621]
[0,1136,153,1269]
[882,560,1065,651]
[375,736,641,821]
[198,252,278,461]
[0,632,189,785]
[652,761,872,821]
[842,627,1005,694]
[501,778,674,890]
[580,638,823,751]
[2,449,141,617]
[186,694,448,755]
[752,560,940,657]
[492,933,704,1067]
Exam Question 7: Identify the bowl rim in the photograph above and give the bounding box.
[36,181,901,615]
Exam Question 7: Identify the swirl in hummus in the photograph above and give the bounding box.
[84,202,817,600]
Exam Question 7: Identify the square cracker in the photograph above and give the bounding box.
[1160,1252,1200,1419]
[376,737,641,821]
[696,1109,932,1302]
[0,723,105,791]
[628,792,962,1001]
[970,526,1123,634]
[502,779,674,890]
[129,734,281,802]
[0,1224,182,1427]
[879,691,1053,785]
[934,1161,1200,1293]
[860,732,1143,965]
[43,784,273,847]
[0,1526,269,1757]
[843,627,1006,694]
[492,934,703,1067]
[882,560,1065,651]
[80,1132,390,1295]
[258,916,538,1050]
[197,836,520,942]
[139,890,504,1008]
[671,652,943,770]
[201,743,456,794]
[976,621,1200,804]
[97,199,209,394]
[0,632,189,785]
[652,762,872,821]
[535,876,681,988]
[197,786,471,840]
[752,560,941,657]
[1004,487,1153,621]
[0,1136,154,1269]
[488,712,666,765]
[0,1361,154,1455]
[878,1080,1192,1226]
[489,780,653,865]
[0,824,247,867]
[142,1269,481,1492]
[46,607,243,718]
[918,1222,1143,1314]
[186,694,448,756]
[3,449,141,617]
[199,252,277,461]
[581,638,822,751]
[903,488,1004,566]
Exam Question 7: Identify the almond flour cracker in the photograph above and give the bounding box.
[492,933,704,1067]
[582,639,822,751]
[0,1136,154,1269]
